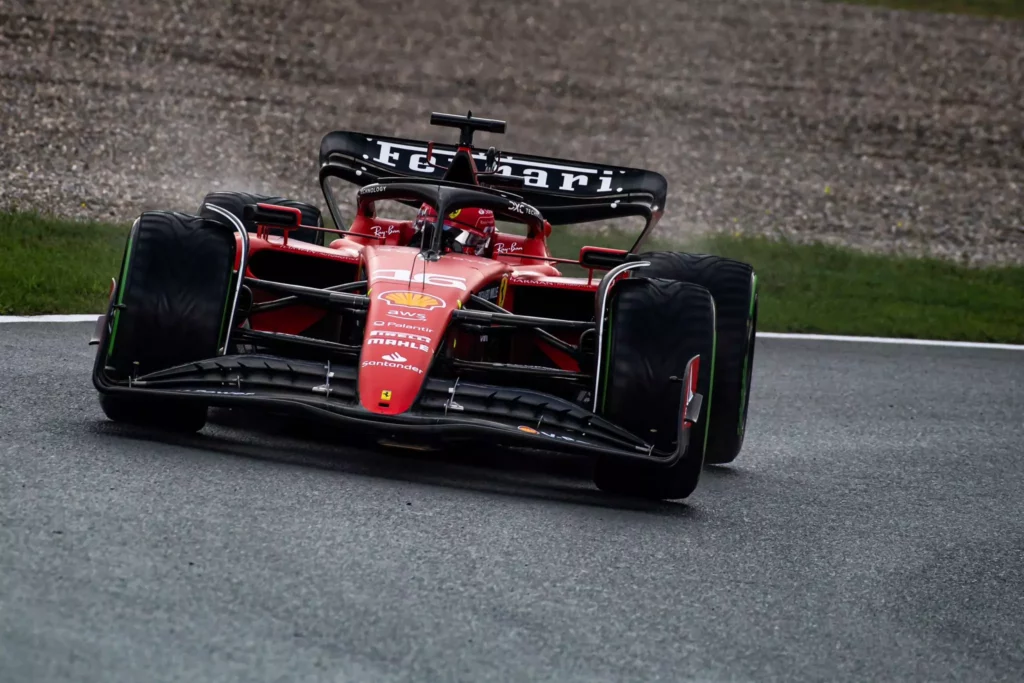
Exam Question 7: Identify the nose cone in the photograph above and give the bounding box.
[356,246,507,416]
[358,289,454,415]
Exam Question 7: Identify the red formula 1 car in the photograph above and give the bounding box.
[90,112,758,500]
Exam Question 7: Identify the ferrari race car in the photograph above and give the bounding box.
[90,112,758,500]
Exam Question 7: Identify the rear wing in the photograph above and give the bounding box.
[318,131,668,229]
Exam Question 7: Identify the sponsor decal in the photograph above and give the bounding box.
[370,140,620,194]
[495,242,523,255]
[445,255,483,264]
[269,236,357,260]
[516,424,589,445]
[540,430,589,445]
[362,359,422,374]
[183,389,257,396]
[506,200,539,218]
[480,275,511,306]
[360,184,386,194]
[379,290,446,310]
[380,390,392,401]
[370,330,431,344]
[387,309,427,322]
[386,321,431,332]
[382,352,407,362]
[367,338,430,354]
[371,225,401,239]
[448,209,462,219]
[372,270,467,291]
[508,277,595,289]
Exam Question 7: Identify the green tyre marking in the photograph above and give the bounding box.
[702,297,717,456]
[106,229,136,357]
[737,271,758,436]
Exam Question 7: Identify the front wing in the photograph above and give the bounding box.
[92,351,701,466]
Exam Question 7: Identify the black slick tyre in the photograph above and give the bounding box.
[635,252,757,465]
[592,278,716,500]
[198,191,323,245]
[97,211,238,432]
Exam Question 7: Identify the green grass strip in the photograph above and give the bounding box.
[0,211,129,316]
[547,228,1024,344]
[2,210,1023,344]
[826,0,1024,19]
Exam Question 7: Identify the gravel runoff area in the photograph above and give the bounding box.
[1,0,1022,265]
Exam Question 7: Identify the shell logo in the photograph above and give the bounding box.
[379,290,446,310]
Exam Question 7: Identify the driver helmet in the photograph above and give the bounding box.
[414,204,495,255]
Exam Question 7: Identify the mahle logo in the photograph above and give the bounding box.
[367,338,430,354]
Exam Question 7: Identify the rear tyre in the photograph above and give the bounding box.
[96,211,238,432]
[592,278,716,500]
[198,191,323,244]
[634,252,757,465]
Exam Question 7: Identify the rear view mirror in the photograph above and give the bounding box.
[579,246,628,269]
[243,203,302,228]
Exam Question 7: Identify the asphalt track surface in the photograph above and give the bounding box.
[1,322,1023,682]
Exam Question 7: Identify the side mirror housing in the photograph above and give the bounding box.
[243,203,302,228]
[579,246,629,269]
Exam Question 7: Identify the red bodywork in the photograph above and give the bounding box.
[238,205,606,419]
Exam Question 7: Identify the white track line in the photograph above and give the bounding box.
[0,314,101,323]
[758,332,1024,351]
[1,314,1022,351]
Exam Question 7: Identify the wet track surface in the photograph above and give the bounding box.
[1,322,1023,682]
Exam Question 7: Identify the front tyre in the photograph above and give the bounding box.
[95,211,238,432]
[592,278,716,500]
[635,253,757,465]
